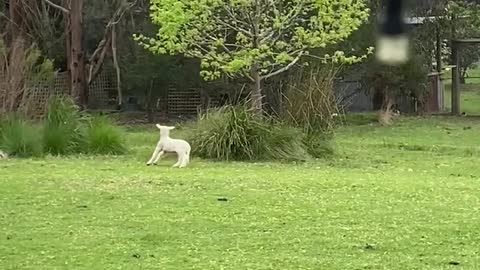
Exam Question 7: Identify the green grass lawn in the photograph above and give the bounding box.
[444,83,480,114]
[1,116,480,269]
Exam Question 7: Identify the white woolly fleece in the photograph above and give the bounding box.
[146,124,191,168]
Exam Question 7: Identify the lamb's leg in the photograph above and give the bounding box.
[179,153,189,168]
[147,144,162,166]
[152,151,164,165]
[172,153,183,168]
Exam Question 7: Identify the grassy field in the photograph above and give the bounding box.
[444,83,480,114]
[1,116,480,269]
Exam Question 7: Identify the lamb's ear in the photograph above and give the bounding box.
[156,124,162,129]
[167,126,175,130]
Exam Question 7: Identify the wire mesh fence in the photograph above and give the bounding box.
[0,69,117,117]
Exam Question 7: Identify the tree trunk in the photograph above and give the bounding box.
[111,24,122,109]
[372,82,386,111]
[435,26,442,73]
[63,0,72,91]
[7,0,26,111]
[87,1,137,85]
[146,79,154,123]
[460,68,467,84]
[69,0,87,107]
[250,65,263,115]
[8,37,25,111]
[87,34,111,85]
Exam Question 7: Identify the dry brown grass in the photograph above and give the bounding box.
[282,65,340,133]
[377,98,396,126]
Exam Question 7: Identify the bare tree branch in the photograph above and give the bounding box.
[214,16,252,38]
[261,52,303,80]
[43,0,70,14]
[87,0,138,84]
[87,37,110,84]
[111,24,122,107]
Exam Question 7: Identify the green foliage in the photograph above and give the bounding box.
[43,97,127,156]
[0,40,55,83]
[185,105,309,161]
[361,50,430,107]
[121,45,201,95]
[0,115,43,158]
[448,1,480,79]
[280,65,339,158]
[303,132,336,158]
[137,0,370,81]
[0,39,56,115]
[417,0,480,75]
[43,97,85,155]
[2,1,67,66]
[86,116,127,155]
[0,97,128,158]
[19,43,56,84]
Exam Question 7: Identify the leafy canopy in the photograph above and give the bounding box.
[416,0,480,78]
[136,0,369,81]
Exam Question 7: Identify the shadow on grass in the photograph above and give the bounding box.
[379,142,479,157]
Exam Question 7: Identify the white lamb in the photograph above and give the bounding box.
[146,124,191,168]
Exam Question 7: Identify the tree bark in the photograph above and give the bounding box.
[146,79,154,123]
[111,24,122,109]
[435,25,442,73]
[69,0,87,107]
[87,1,137,85]
[87,34,111,84]
[7,0,26,111]
[63,0,71,91]
[460,68,467,84]
[250,5,263,116]
[250,65,263,115]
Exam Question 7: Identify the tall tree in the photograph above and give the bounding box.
[137,0,369,114]
[44,0,87,107]
[413,0,480,83]
[44,0,138,108]
[6,0,27,110]
[1,1,55,114]
[70,0,87,106]
[86,0,138,108]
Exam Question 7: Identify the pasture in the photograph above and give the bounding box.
[1,116,479,269]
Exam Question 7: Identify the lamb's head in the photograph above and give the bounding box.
[156,124,175,137]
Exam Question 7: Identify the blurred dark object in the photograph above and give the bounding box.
[376,0,410,65]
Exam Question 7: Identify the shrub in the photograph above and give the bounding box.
[86,116,127,155]
[361,52,429,117]
[283,66,341,134]
[303,132,336,158]
[282,66,339,157]
[42,96,85,155]
[185,105,309,161]
[0,115,43,158]
[259,124,310,161]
